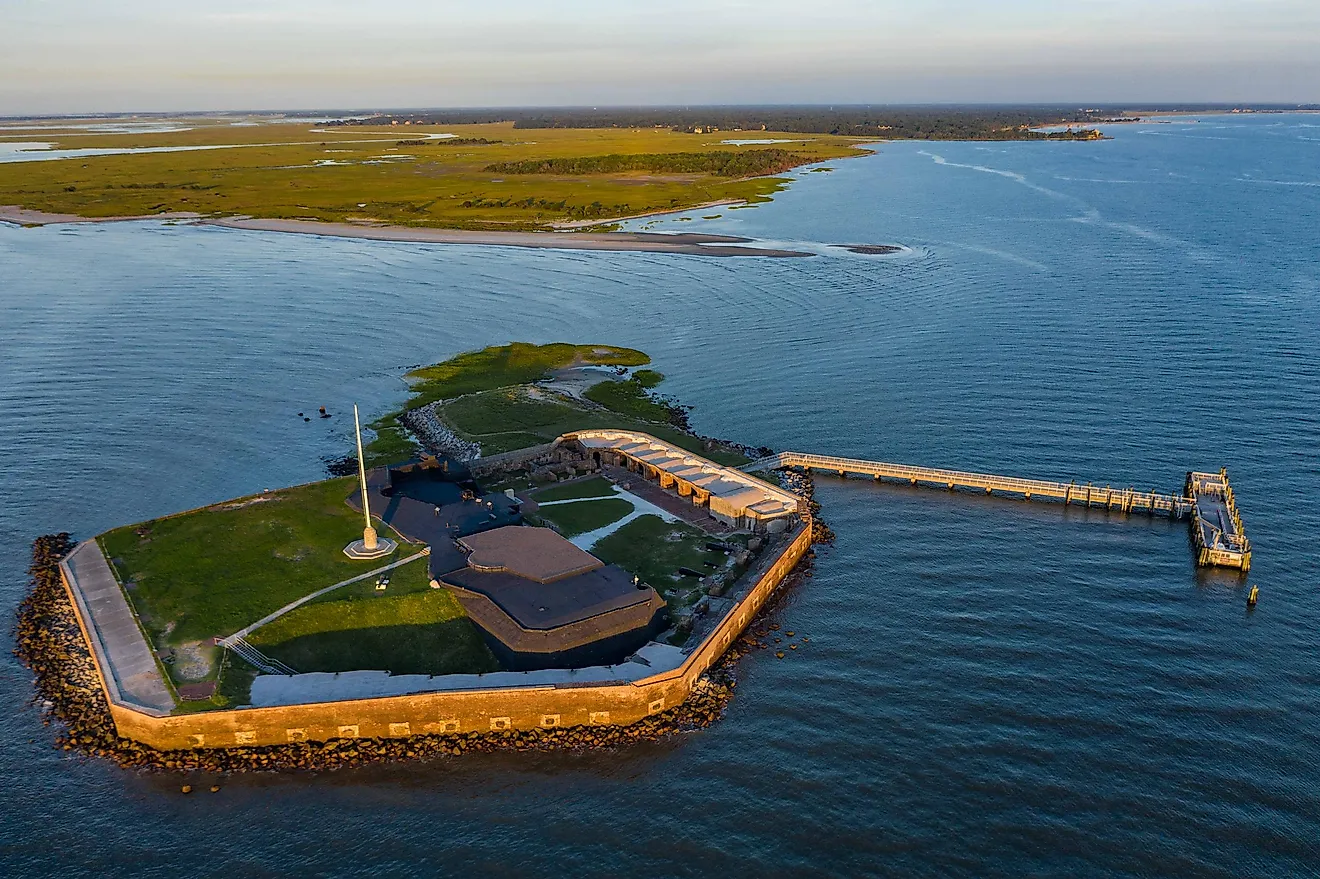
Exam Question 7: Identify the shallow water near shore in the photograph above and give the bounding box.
[2,115,1319,877]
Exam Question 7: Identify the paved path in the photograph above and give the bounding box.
[62,542,176,714]
[221,549,429,643]
[562,487,679,551]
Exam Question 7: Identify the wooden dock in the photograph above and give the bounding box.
[744,452,1249,570]
[1185,469,1251,571]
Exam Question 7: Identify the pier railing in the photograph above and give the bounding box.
[745,452,1194,517]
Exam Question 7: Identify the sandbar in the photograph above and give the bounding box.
[201,217,813,257]
[834,244,904,255]
[1,205,812,257]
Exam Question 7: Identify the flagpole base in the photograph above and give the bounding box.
[344,537,396,560]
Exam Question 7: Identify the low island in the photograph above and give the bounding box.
[0,109,1104,256]
[17,342,1250,773]
[18,343,818,771]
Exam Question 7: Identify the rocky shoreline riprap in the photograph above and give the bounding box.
[398,401,482,461]
[13,533,817,775]
[781,469,836,544]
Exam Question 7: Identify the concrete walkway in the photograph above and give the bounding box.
[62,542,176,714]
[563,487,679,551]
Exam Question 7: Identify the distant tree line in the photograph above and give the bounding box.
[459,196,634,219]
[503,106,1111,140]
[321,106,1112,140]
[485,149,810,177]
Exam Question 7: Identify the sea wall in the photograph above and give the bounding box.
[64,521,812,751]
[467,442,558,475]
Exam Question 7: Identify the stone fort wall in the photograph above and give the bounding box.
[66,521,812,751]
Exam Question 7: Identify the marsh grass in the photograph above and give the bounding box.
[0,121,867,230]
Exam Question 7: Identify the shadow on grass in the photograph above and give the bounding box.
[260,619,500,677]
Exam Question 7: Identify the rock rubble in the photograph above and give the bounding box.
[398,403,480,461]
[14,534,815,775]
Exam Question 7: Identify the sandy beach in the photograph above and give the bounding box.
[0,205,202,225]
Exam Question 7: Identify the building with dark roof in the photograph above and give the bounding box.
[346,459,522,548]
[435,526,666,671]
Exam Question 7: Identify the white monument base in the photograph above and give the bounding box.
[343,536,396,560]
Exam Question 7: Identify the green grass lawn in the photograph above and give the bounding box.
[442,388,581,439]
[530,475,617,502]
[404,342,647,409]
[583,377,676,422]
[535,498,634,537]
[360,342,749,467]
[364,342,648,465]
[310,553,433,602]
[437,385,750,464]
[591,515,735,594]
[248,586,498,676]
[99,477,412,647]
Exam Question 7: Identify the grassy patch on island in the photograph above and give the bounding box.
[247,558,497,676]
[535,498,634,537]
[592,514,736,593]
[436,384,748,464]
[529,475,617,502]
[362,342,749,467]
[99,477,414,647]
[583,376,676,423]
[364,342,648,466]
[404,342,648,409]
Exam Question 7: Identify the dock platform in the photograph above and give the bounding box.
[1185,469,1251,571]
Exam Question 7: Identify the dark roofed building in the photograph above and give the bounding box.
[458,526,601,583]
[347,460,522,547]
[436,526,666,670]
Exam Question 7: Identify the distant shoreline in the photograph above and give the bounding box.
[0,206,812,257]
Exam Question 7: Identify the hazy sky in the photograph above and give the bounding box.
[3,0,1318,114]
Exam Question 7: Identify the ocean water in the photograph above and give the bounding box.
[1,115,1318,877]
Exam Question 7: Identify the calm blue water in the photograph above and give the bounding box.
[2,115,1318,877]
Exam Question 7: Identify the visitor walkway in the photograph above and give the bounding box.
[535,485,680,551]
[60,542,176,714]
[745,451,1194,515]
[744,451,1248,570]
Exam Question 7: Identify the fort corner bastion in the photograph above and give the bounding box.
[58,429,813,752]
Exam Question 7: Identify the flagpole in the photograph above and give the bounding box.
[354,404,374,537]
[343,404,393,559]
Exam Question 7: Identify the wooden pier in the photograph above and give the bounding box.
[744,452,1249,570]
